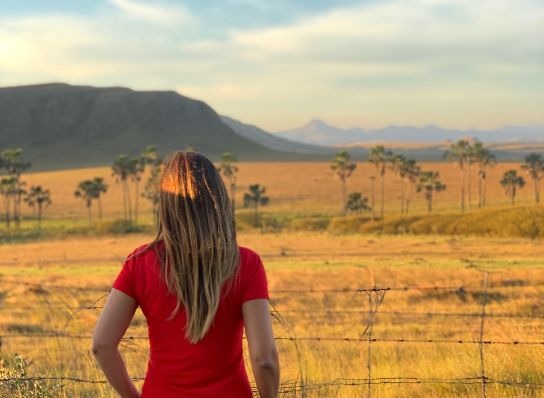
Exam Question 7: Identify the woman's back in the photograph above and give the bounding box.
[92,152,278,398]
[113,243,269,397]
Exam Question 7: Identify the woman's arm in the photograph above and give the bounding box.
[243,299,279,398]
[92,288,140,398]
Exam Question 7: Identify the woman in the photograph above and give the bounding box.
[92,152,279,397]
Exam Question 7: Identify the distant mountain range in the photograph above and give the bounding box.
[274,119,544,146]
[0,83,541,170]
[220,115,336,155]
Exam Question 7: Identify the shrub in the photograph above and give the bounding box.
[95,219,147,235]
[0,354,61,398]
[289,216,330,231]
[327,215,370,234]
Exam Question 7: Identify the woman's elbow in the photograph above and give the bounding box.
[91,340,117,356]
[252,349,279,371]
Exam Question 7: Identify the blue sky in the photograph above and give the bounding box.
[0,0,543,131]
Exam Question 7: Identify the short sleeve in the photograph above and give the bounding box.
[241,251,269,303]
[112,256,138,302]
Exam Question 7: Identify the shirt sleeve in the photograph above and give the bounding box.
[112,256,138,303]
[241,251,269,303]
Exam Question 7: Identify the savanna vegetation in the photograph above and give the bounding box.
[1,139,543,241]
[1,141,543,397]
[0,233,543,397]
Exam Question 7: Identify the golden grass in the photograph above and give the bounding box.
[19,162,537,220]
[1,232,543,397]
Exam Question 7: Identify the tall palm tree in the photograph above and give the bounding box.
[143,164,161,228]
[1,148,31,227]
[389,154,407,214]
[446,140,471,212]
[24,186,51,229]
[218,152,239,210]
[521,153,544,205]
[400,159,420,215]
[369,176,376,219]
[243,184,269,226]
[112,155,138,223]
[129,146,160,225]
[417,171,446,213]
[91,177,108,220]
[466,141,478,211]
[472,142,496,208]
[500,170,525,206]
[75,180,96,224]
[368,146,393,218]
[1,148,31,176]
[330,150,357,214]
[139,145,162,226]
[0,176,17,229]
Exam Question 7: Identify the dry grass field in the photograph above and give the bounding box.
[1,161,543,397]
[19,162,536,220]
[1,232,543,397]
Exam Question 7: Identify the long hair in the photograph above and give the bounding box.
[153,152,239,343]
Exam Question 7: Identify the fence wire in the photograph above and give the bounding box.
[1,275,544,397]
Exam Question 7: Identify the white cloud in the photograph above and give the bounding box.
[0,0,542,130]
[227,0,544,66]
[108,0,191,24]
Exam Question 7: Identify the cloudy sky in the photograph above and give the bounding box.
[0,0,543,131]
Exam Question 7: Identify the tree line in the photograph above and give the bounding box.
[0,148,270,230]
[331,140,544,216]
[1,141,542,231]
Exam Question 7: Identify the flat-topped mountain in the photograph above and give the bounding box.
[0,83,282,169]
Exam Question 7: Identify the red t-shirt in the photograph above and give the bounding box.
[112,243,269,398]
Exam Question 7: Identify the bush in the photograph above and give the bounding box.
[289,216,330,231]
[356,206,544,238]
[0,354,61,398]
[327,215,370,234]
[95,219,147,235]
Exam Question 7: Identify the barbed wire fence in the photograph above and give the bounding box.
[1,276,544,397]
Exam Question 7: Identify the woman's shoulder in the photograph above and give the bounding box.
[238,246,265,272]
[238,246,261,262]
[125,241,162,264]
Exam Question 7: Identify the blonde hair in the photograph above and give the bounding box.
[153,152,239,343]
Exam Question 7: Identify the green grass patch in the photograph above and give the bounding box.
[1,206,543,241]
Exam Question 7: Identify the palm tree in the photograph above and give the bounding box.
[0,176,17,229]
[140,145,160,166]
[345,192,371,214]
[466,141,478,211]
[446,140,471,212]
[112,155,139,223]
[218,152,238,210]
[74,180,96,224]
[521,153,544,205]
[129,146,160,225]
[472,142,496,208]
[143,163,161,228]
[369,176,376,219]
[400,159,420,215]
[243,184,269,226]
[368,146,392,219]
[91,177,108,220]
[1,148,31,176]
[10,178,26,229]
[24,186,51,229]
[330,150,357,214]
[500,170,526,206]
[417,171,446,213]
[389,154,407,214]
[1,148,31,227]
